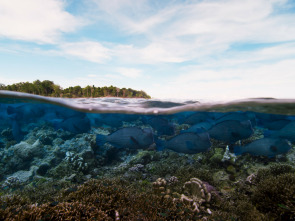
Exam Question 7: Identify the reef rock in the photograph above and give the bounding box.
[10,140,43,161]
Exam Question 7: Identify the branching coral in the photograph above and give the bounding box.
[176,178,213,213]
[152,178,171,198]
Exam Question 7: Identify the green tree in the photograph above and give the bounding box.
[72,86,82,97]
[33,80,42,95]
[2,80,151,98]
[41,80,54,96]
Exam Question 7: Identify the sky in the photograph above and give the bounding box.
[0,0,295,100]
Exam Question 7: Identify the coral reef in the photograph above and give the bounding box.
[1,176,20,189]
[0,105,295,220]
[64,151,89,172]
[0,179,203,220]
[175,178,213,213]
[153,178,170,197]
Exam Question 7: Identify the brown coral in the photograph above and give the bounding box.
[152,178,171,199]
[176,178,212,213]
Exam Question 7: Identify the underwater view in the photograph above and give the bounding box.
[0,91,295,220]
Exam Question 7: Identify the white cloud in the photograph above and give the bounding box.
[0,0,83,43]
[148,59,295,100]
[60,41,111,63]
[93,0,295,64]
[117,67,142,78]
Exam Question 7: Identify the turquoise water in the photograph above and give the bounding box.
[0,90,295,219]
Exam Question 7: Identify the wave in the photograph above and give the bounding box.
[1,90,295,115]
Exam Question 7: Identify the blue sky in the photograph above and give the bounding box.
[0,0,295,100]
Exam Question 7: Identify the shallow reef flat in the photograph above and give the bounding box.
[0,93,295,220]
[0,125,294,220]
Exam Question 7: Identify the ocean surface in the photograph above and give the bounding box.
[0,90,295,220]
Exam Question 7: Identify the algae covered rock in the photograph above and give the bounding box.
[209,148,224,163]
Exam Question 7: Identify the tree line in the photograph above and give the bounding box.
[0,80,151,98]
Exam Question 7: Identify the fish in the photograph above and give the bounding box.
[156,132,211,154]
[6,111,24,142]
[234,138,291,157]
[96,127,154,149]
[11,117,23,142]
[261,119,291,131]
[182,112,214,125]
[256,113,290,130]
[7,104,45,122]
[93,113,139,128]
[208,120,253,143]
[54,106,86,119]
[180,122,213,134]
[93,113,124,128]
[145,116,175,136]
[56,116,91,134]
[265,121,295,142]
[215,112,256,126]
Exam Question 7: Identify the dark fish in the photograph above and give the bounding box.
[208,120,253,143]
[180,122,213,134]
[183,112,213,125]
[146,117,175,136]
[234,138,291,157]
[7,104,45,121]
[262,119,291,130]
[6,112,24,142]
[256,113,289,130]
[94,114,124,128]
[157,132,211,154]
[11,117,23,142]
[54,106,86,119]
[57,116,91,134]
[215,112,256,126]
[96,127,154,149]
[266,121,295,142]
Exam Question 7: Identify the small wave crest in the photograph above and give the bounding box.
[1,90,295,115]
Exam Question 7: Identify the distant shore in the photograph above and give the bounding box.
[0,80,151,99]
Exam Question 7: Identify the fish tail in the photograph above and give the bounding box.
[7,106,16,115]
[96,134,106,147]
[12,120,23,142]
[155,138,165,151]
[233,146,243,155]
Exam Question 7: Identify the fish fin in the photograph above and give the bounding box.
[198,132,210,140]
[72,122,83,133]
[233,146,243,155]
[155,138,165,151]
[96,134,106,147]
[264,130,274,137]
[52,120,62,131]
[195,128,206,133]
[143,128,153,134]
[130,136,140,147]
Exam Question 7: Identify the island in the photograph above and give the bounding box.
[0,80,151,98]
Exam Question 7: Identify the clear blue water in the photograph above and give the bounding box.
[1,91,295,158]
